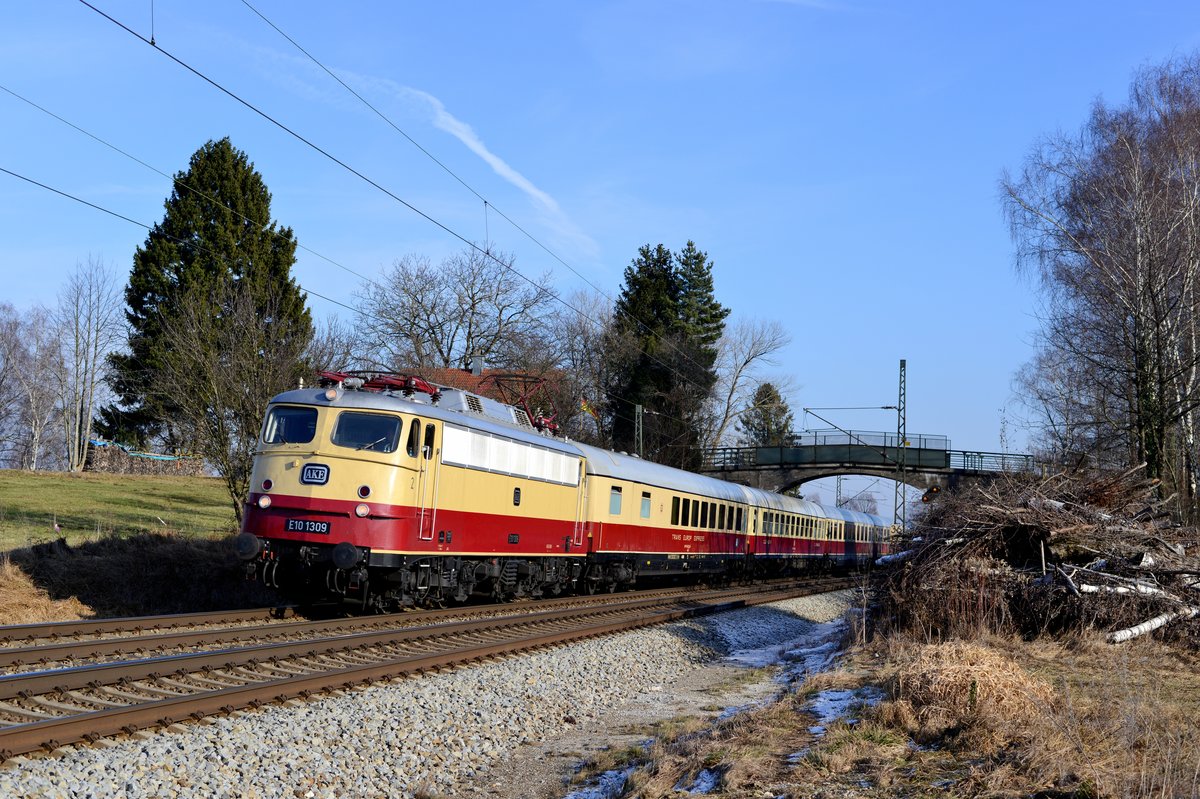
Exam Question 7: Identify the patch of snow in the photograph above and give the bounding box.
[803,686,885,737]
[561,766,635,799]
[674,767,721,794]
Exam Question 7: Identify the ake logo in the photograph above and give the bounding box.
[300,463,330,485]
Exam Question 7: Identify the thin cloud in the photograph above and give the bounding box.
[245,40,599,257]
[347,73,599,257]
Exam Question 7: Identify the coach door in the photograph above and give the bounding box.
[414,421,441,541]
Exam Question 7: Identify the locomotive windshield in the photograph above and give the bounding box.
[262,405,317,444]
[332,411,402,453]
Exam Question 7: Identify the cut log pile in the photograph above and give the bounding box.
[874,467,1200,644]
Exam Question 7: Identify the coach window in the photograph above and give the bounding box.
[609,486,623,515]
[671,497,681,525]
[406,419,421,457]
[736,507,744,532]
[641,491,652,519]
[708,503,716,529]
[700,502,708,529]
[718,505,726,530]
[680,498,690,526]
[691,500,700,528]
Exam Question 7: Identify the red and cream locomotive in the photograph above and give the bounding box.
[234,372,892,611]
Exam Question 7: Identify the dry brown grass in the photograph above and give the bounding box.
[605,633,1200,797]
[884,639,1056,745]
[819,633,1200,798]
[0,554,91,623]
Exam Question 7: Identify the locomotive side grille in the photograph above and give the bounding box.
[466,394,485,415]
[512,408,533,428]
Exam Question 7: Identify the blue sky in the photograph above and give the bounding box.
[4,1,1200,500]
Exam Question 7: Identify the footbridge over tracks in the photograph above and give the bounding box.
[700,430,1036,494]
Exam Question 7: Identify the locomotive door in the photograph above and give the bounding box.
[415,422,441,541]
[571,460,587,550]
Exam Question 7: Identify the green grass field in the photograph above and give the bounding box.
[0,469,237,552]
[0,469,278,619]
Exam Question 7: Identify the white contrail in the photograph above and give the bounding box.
[353,74,598,255]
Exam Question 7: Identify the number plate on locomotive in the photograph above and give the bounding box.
[285,519,331,534]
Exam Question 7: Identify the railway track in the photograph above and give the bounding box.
[0,580,824,672]
[0,576,854,761]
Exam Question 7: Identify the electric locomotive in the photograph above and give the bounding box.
[234,372,892,611]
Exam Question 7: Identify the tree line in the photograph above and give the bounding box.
[1006,54,1200,519]
[1,137,801,516]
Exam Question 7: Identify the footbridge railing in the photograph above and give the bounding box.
[702,429,1034,476]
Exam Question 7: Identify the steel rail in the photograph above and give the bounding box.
[0,607,291,645]
[0,578,853,759]
[0,580,817,668]
[0,581,836,699]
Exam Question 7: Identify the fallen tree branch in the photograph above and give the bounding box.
[1107,608,1199,643]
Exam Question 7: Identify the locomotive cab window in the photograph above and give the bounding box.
[331,412,400,453]
[406,420,421,457]
[262,405,317,445]
[422,423,436,459]
[609,486,623,515]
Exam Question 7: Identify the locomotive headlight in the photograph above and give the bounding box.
[354,503,370,518]
[357,485,371,498]
[323,388,338,401]
[257,495,272,509]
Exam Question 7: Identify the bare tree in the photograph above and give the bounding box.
[11,306,62,470]
[354,246,554,372]
[53,257,124,471]
[544,289,617,446]
[157,281,311,520]
[702,318,791,448]
[1003,56,1200,514]
[0,304,24,466]
[305,315,360,374]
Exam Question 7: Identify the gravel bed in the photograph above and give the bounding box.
[0,590,853,799]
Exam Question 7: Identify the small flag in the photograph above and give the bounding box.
[580,398,599,420]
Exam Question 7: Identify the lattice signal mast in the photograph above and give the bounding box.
[893,359,907,528]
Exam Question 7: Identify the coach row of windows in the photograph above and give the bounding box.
[764,510,830,540]
[607,484,891,544]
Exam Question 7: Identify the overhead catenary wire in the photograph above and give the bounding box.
[4,4,724,440]
[0,162,694,433]
[0,164,361,319]
[76,0,716,401]
[0,82,380,290]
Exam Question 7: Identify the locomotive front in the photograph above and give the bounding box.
[235,380,437,609]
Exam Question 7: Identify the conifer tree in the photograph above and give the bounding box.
[100,138,312,450]
[737,382,794,446]
[606,241,728,467]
